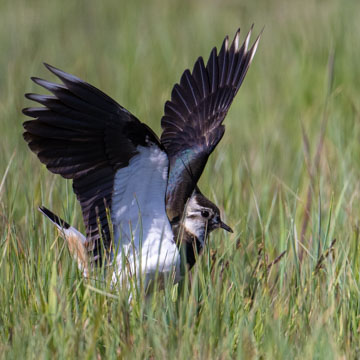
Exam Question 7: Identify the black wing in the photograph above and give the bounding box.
[160,27,260,221]
[23,64,161,263]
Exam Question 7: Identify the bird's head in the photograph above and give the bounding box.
[182,190,233,245]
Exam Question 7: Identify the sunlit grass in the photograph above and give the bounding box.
[1,0,360,358]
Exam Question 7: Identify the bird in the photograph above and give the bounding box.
[22,26,260,290]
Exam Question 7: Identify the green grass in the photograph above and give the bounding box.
[1,0,360,358]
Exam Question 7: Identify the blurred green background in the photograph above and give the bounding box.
[1,0,360,358]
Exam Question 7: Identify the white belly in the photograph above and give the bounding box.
[112,216,181,289]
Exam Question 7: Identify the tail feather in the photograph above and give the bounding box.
[39,206,89,274]
[39,206,71,230]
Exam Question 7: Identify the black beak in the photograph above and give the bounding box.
[220,221,233,233]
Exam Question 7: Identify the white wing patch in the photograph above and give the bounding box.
[111,144,181,287]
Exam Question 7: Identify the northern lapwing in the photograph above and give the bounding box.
[23,27,260,289]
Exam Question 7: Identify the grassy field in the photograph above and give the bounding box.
[1,0,360,358]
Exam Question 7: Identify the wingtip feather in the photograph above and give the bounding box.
[22,107,32,116]
[43,62,56,73]
[43,62,82,84]
[248,30,262,64]
[244,26,253,52]
[232,28,241,51]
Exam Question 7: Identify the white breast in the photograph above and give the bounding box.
[111,144,181,288]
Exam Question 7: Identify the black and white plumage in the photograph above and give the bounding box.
[162,27,259,223]
[23,27,260,288]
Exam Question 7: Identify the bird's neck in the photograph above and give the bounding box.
[172,223,205,270]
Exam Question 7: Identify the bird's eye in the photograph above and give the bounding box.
[201,210,210,218]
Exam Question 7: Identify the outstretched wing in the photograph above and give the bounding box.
[161,27,260,221]
[23,64,166,264]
